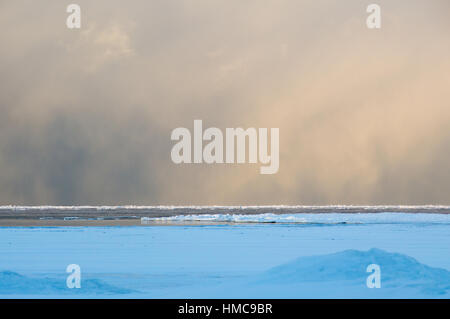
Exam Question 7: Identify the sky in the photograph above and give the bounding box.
[0,0,449,205]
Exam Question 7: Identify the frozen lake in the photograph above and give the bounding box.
[1,213,449,298]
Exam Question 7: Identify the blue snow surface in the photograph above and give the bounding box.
[1,212,449,298]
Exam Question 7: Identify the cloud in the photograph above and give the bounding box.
[64,23,134,72]
[0,0,449,205]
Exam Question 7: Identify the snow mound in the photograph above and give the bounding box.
[258,248,450,296]
[0,271,135,295]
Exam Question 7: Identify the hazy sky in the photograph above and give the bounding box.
[0,1,449,205]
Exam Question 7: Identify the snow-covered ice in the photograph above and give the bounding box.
[141,212,450,224]
[1,213,449,298]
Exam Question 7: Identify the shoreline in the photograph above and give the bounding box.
[0,206,449,226]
